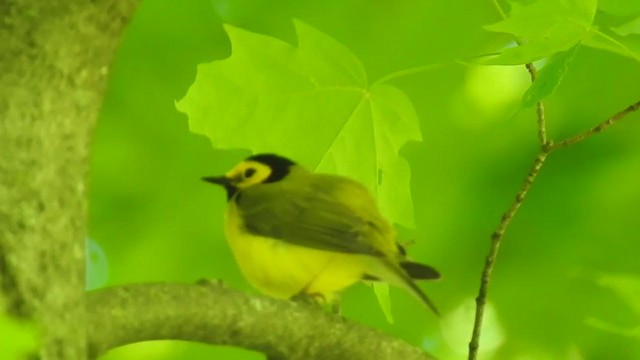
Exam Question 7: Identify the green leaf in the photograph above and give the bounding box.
[483,0,597,64]
[582,27,640,62]
[597,274,640,314]
[598,0,640,17]
[176,19,421,228]
[585,318,640,338]
[612,16,640,37]
[372,283,394,323]
[585,273,640,338]
[520,45,578,108]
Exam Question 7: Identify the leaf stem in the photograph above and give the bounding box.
[490,0,507,19]
[374,63,446,85]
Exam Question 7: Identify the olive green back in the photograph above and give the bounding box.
[234,166,398,257]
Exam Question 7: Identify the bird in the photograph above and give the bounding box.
[203,153,441,315]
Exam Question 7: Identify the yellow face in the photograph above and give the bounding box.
[225,160,273,189]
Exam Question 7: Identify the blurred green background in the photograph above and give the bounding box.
[88,0,640,359]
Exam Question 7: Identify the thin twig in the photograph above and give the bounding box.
[535,102,548,146]
[524,63,549,146]
[552,100,640,150]
[468,2,551,356]
[468,151,548,360]
[468,99,640,360]
[488,0,549,148]
[524,63,538,80]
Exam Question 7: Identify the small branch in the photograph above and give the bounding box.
[87,282,436,360]
[468,98,640,359]
[468,6,551,354]
[534,101,548,146]
[551,100,640,150]
[524,63,549,147]
[524,63,538,80]
[490,0,549,147]
[467,151,548,360]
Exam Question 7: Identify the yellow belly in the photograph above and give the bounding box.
[224,205,370,300]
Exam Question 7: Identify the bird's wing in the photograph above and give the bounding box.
[235,175,391,256]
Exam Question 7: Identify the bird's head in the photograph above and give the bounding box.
[203,153,296,199]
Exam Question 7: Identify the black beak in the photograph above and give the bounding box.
[203,175,237,200]
[202,176,230,186]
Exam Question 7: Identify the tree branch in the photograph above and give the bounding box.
[551,100,640,150]
[468,98,640,359]
[87,282,436,360]
[468,6,551,352]
[468,151,548,359]
[466,6,640,359]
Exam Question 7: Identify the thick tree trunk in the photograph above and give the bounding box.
[0,1,138,358]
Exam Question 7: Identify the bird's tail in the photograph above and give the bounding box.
[400,260,441,280]
[367,258,440,316]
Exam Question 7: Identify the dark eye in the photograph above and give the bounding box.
[244,168,256,178]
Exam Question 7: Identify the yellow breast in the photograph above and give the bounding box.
[224,201,371,301]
